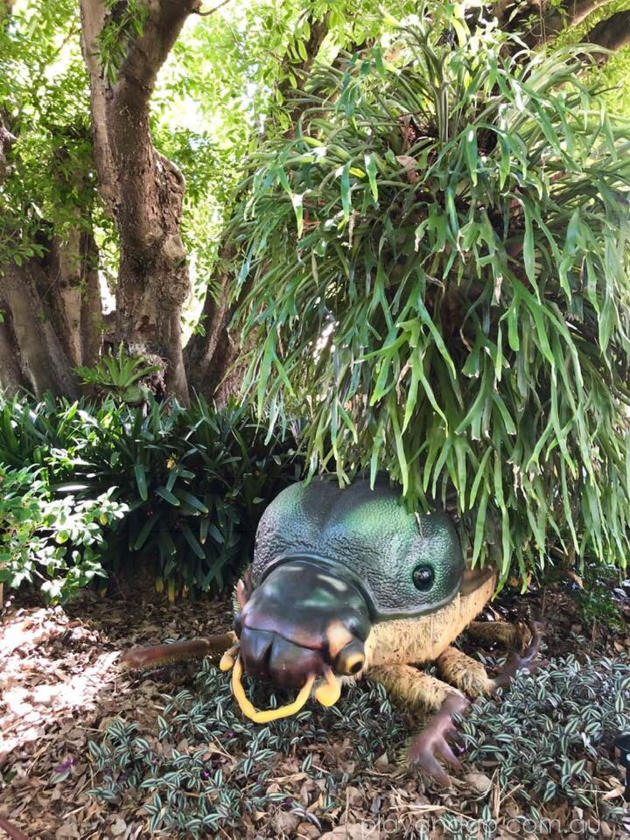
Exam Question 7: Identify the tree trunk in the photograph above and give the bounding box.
[44,229,104,368]
[0,302,27,395]
[0,262,79,397]
[0,224,103,396]
[80,230,104,367]
[80,0,199,404]
[38,233,84,368]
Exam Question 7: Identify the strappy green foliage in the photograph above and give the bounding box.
[231,7,630,584]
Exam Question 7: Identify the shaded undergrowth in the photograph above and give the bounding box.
[88,655,630,837]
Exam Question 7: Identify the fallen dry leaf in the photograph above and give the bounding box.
[462,771,493,794]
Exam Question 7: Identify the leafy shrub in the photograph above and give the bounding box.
[75,345,161,404]
[0,464,127,601]
[0,393,74,469]
[0,395,300,598]
[67,397,301,596]
[231,6,630,586]
[567,563,625,631]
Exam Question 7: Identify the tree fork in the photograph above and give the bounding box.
[80,0,200,403]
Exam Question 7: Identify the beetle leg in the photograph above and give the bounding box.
[120,631,237,671]
[368,664,467,785]
[491,620,544,691]
[368,664,463,714]
[439,622,543,698]
[408,693,470,785]
[465,619,533,651]
[436,647,494,698]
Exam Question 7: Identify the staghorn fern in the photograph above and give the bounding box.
[230,4,630,586]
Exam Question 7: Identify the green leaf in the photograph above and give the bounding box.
[134,464,148,501]
[174,491,209,515]
[365,153,378,201]
[181,523,205,560]
[340,161,351,222]
[156,487,181,507]
[133,513,159,551]
[208,523,224,544]
[464,127,478,185]
[523,204,535,284]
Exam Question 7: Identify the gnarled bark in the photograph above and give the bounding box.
[0,261,79,397]
[80,0,200,404]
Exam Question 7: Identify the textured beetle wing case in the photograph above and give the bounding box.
[251,478,465,620]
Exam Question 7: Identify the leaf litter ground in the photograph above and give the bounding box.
[0,582,628,839]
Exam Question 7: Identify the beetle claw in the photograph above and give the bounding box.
[408,693,469,785]
[492,620,544,691]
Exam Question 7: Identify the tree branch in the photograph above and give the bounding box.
[117,0,199,101]
[496,0,611,46]
[585,9,630,53]
[195,0,232,16]
[79,0,118,208]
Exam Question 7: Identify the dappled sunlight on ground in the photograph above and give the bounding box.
[0,592,232,839]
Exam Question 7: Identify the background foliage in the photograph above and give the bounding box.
[0,395,300,600]
[0,462,126,600]
[1,0,630,597]
[0,0,94,265]
[232,8,630,586]
[3,0,629,286]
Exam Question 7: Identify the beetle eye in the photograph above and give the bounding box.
[412,565,434,591]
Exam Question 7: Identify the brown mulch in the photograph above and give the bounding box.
[0,590,232,840]
[0,581,628,840]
